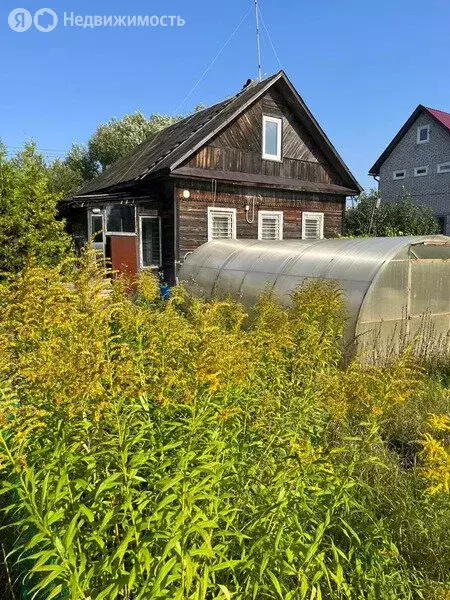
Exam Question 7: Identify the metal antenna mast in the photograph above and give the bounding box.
[254,0,262,81]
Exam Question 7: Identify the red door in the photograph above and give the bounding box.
[109,234,138,281]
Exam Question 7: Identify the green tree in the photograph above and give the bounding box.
[0,142,71,274]
[48,112,181,197]
[344,190,439,237]
[88,112,179,170]
[47,144,99,198]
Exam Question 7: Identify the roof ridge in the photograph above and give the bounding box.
[138,73,282,178]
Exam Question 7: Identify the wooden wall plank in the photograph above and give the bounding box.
[175,181,345,256]
[184,88,344,186]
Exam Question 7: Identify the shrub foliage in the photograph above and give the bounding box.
[0,142,71,275]
[0,254,449,599]
[344,190,439,237]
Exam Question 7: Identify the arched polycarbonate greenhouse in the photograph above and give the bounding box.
[179,236,450,359]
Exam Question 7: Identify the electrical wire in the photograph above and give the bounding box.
[175,5,253,114]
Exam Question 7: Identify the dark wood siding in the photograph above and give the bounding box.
[175,180,344,257]
[185,88,343,186]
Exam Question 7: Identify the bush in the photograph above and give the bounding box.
[0,254,449,599]
[0,142,71,275]
[344,190,439,237]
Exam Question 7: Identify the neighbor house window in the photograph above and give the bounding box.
[258,210,283,240]
[106,205,136,233]
[437,162,450,173]
[302,212,324,240]
[140,216,161,268]
[414,166,428,177]
[417,125,430,144]
[207,207,236,241]
[262,116,282,161]
[393,170,406,180]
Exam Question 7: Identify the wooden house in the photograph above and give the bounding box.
[60,71,361,284]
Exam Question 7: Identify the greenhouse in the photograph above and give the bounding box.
[179,236,450,359]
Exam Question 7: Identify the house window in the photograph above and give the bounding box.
[88,210,106,255]
[414,166,428,177]
[106,205,136,233]
[302,212,324,240]
[262,116,282,161]
[207,207,237,241]
[89,212,105,242]
[140,216,161,268]
[417,125,430,144]
[258,210,283,240]
[393,170,406,180]
[437,162,450,173]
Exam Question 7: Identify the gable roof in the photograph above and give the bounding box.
[425,106,450,132]
[369,104,450,176]
[73,70,361,197]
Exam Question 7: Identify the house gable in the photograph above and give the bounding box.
[370,105,450,176]
[175,78,360,193]
[376,109,450,219]
[71,71,360,199]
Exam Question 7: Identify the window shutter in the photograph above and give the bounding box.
[302,213,324,240]
[208,208,236,240]
[259,211,283,240]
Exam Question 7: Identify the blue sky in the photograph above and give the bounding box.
[1,0,449,190]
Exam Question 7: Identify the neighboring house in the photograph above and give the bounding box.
[369,105,450,234]
[60,70,361,284]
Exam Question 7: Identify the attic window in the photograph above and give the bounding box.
[417,125,430,144]
[393,170,406,180]
[262,116,282,161]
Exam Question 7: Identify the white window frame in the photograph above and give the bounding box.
[258,210,284,240]
[302,212,324,240]
[262,115,283,161]
[414,165,428,177]
[139,215,162,269]
[393,170,406,180]
[437,162,450,174]
[88,210,106,255]
[417,124,430,144]
[207,207,237,242]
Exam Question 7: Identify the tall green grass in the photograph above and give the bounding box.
[0,253,448,599]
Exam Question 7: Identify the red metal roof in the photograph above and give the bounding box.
[424,106,450,133]
[370,104,450,175]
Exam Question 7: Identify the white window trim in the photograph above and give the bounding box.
[414,165,429,177]
[139,215,162,269]
[437,162,450,174]
[88,210,105,239]
[88,210,106,256]
[258,210,284,240]
[393,170,406,180]
[417,124,430,144]
[207,207,237,242]
[262,115,283,161]
[302,212,324,240]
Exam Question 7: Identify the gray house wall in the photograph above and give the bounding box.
[378,111,450,233]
